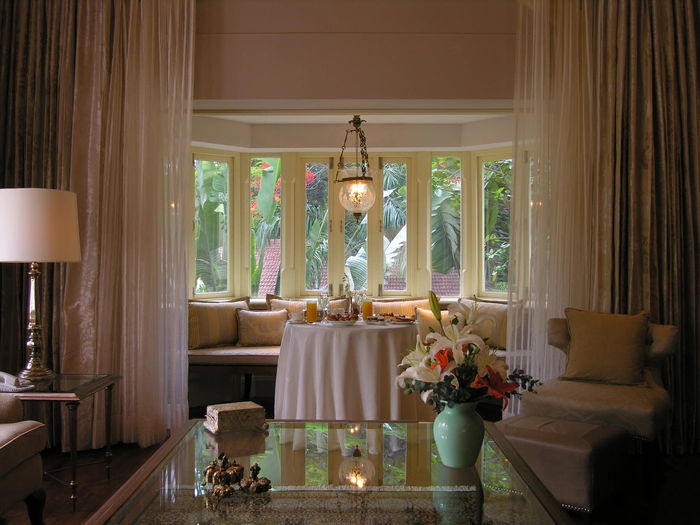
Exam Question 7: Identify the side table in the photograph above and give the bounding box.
[14,374,122,510]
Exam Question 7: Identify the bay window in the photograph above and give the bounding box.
[191,148,511,302]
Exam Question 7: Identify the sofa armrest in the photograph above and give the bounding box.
[647,323,679,363]
[0,393,23,424]
[547,318,570,356]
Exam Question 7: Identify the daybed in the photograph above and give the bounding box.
[186,295,509,414]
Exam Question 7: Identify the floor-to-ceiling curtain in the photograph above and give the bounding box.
[61,0,194,448]
[0,0,193,449]
[0,0,78,438]
[510,0,699,453]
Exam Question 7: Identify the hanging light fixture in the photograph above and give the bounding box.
[334,115,376,221]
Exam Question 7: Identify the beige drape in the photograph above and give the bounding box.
[0,0,194,449]
[510,0,699,453]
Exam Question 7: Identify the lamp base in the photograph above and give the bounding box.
[18,355,55,387]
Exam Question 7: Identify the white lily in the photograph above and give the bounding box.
[398,337,429,369]
[448,298,497,335]
[426,323,489,366]
[395,358,440,388]
[473,347,509,380]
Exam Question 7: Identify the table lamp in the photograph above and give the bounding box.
[0,188,81,384]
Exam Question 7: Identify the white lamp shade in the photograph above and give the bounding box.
[0,188,81,263]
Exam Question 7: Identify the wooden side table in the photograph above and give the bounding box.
[14,374,122,510]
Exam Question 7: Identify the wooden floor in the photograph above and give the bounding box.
[1,442,162,525]
[2,435,698,525]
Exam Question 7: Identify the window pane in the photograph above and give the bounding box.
[305,162,329,291]
[431,157,461,296]
[250,157,282,298]
[383,162,407,292]
[483,159,512,292]
[382,423,407,485]
[193,159,229,294]
[343,162,368,292]
[305,422,328,486]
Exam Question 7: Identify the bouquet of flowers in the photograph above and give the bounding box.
[396,291,539,413]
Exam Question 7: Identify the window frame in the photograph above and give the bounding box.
[189,147,512,302]
[189,149,237,300]
[470,147,513,299]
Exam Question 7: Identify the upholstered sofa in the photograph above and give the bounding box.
[186,295,509,414]
[0,393,46,524]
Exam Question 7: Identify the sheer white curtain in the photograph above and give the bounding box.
[507,1,601,399]
[62,0,194,448]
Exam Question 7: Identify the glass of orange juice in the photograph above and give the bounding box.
[362,300,373,320]
[306,301,318,323]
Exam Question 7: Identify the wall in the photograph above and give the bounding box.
[194,0,517,108]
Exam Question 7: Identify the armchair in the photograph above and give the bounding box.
[0,393,46,524]
[521,314,679,442]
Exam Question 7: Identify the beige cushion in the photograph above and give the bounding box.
[328,297,350,312]
[456,298,508,349]
[188,300,249,349]
[372,298,430,318]
[188,346,280,366]
[269,298,306,316]
[416,307,451,341]
[496,415,627,511]
[237,309,288,347]
[560,308,649,386]
[266,294,307,313]
[521,369,671,440]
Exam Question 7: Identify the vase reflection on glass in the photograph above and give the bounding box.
[433,402,484,468]
[434,464,483,525]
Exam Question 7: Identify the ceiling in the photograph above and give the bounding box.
[206,113,504,126]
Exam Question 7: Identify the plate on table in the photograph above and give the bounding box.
[287,319,306,324]
[387,316,415,324]
[324,319,357,327]
[364,317,386,325]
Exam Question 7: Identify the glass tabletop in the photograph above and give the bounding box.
[95,420,572,525]
[13,374,121,401]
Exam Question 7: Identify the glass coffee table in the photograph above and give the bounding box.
[87,420,573,525]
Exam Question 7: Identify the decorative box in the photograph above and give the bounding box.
[203,401,266,435]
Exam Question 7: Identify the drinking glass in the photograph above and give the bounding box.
[355,290,366,316]
[318,291,329,319]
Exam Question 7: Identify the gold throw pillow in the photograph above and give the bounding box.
[187,300,249,349]
[237,309,289,347]
[560,308,649,386]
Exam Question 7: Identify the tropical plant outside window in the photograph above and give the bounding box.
[383,162,408,292]
[483,159,512,292]
[251,157,282,298]
[305,162,329,291]
[193,158,229,294]
[431,157,462,296]
[191,149,511,300]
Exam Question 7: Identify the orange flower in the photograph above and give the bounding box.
[471,365,519,410]
[430,348,453,371]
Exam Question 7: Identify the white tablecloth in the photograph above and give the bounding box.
[274,321,436,422]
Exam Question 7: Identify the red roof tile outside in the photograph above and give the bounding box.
[257,238,281,296]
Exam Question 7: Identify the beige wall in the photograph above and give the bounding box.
[194,0,516,106]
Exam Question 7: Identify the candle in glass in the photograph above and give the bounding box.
[307,301,317,323]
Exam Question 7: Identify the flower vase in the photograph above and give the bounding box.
[433,402,484,468]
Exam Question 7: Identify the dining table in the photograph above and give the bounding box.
[274,319,436,422]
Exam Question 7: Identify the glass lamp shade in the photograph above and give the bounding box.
[337,168,376,220]
[338,445,375,488]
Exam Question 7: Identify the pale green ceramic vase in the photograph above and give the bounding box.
[433,402,484,468]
